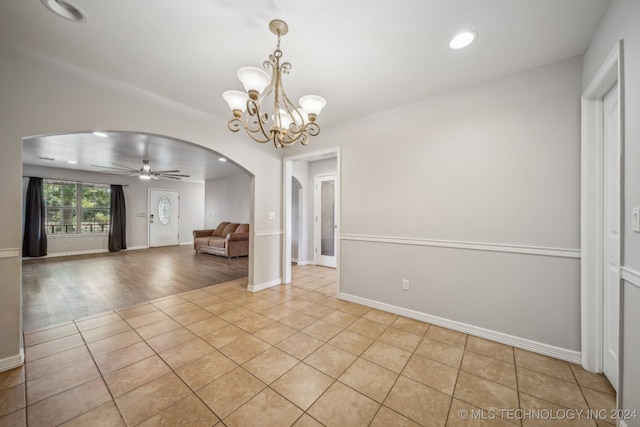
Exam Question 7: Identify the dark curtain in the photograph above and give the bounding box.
[108,185,127,252]
[22,177,48,257]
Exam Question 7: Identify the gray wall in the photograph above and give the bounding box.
[23,165,205,252]
[583,0,640,421]
[204,173,250,229]
[287,56,583,355]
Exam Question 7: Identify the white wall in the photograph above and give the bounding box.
[287,56,583,358]
[204,173,250,229]
[582,0,640,420]
[0,41,284,367]
[23,165,205,252]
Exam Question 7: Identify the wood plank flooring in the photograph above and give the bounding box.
[22,246,248,331]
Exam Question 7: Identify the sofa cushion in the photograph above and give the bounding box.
[235,223,249,233]
[206,237,227,248]
[222,223,240,236]
[211,222,230,237]
[194,236,212,247]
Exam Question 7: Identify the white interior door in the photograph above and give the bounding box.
[149,189,180,247]
[315,175,336,268]
[602,83,620,391]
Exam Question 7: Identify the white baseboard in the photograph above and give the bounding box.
[338,292,582,364]
[248,278,282,292]
[295,260,314,266]
[0,348,24,372]
[179,241,192,246]
[125,246,147,251]
[42,248,109,258]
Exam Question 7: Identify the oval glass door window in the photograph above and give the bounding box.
[158,196,172,225]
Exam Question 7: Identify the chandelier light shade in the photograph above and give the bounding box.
[223,19,326,148]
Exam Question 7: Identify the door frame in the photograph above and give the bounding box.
[314,174,338,268]
[283,148,341,286]
[581,40,624,380]
[148,187,180,248]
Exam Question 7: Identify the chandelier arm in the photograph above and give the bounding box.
[244,99,271,141]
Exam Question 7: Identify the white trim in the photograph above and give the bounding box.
[179,241,192,246]
[341,234,580,259]
[125,246,147,251]
[254,230,283,237]
[247,278,282,292]
[621,267,640,289]
[0,348,24,372]
[0,248,20,259]
[339,292,581,364]
[295,260,314,266]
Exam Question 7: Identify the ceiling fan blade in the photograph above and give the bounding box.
[162,176,181,180]
[110,163,138,171]
[150,175,160,180]
[161,174,190,178]
[152,170,181,174]
[90,164,134,172]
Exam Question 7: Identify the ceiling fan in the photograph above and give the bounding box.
[91,160,190,180]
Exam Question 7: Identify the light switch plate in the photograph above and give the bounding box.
[268,211,276,220]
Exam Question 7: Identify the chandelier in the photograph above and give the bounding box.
[222,20,326,148]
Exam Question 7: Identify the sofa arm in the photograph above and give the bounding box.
[229,232,249,242]
[193,229,215,238]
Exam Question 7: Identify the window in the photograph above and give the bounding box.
[44,180,110,235]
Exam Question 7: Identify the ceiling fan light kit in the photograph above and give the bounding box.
[91,159,190,180]
[223,19,326,148]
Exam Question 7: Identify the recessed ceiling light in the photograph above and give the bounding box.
[449,31,477,50]
[219,158,227,162]
[41,0,87,23]
[67,160,77,164]
[92,132,109,138]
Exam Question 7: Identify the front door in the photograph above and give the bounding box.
[149,189,179,247]
[315,175,336,268]
[602,83,620,391]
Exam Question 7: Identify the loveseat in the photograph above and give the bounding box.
[193,222,249,258]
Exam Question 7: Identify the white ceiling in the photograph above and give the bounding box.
[2,0,610,177]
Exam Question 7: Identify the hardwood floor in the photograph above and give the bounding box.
[22,246,248,331]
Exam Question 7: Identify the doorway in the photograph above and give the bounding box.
[315,174,337,268]
[148,188,180,247]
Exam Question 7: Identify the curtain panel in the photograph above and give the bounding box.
[108,185,127,252]
[22,177,48,257]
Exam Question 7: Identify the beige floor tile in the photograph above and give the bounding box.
[363,309,398,326]
[293,413,324,427]
[219,335,271,364]
[103,355,171,397]
[24,323,78,347]
[137,394,219,427]
[147,327,197,353]
[362,341,412,373]
[283,299,314,312]
[197,367,266,419]
[159,337,214,369]
[322,310,359,328]
[218,307,255,323]
[87,330,142,357]
[569,365,615,395]
[461,351,517,389]
[26,359,100,405]
[276,332,324,360]
[190,294,225,308]
[581,387,616,423]
[0,366,24,391]
[150,295,187,309]
[328,329,375,356]
[415,337,465,368]
[200,324,249,349]
[224,388,303,427]
[202,300,240,315]
[253,322,297,345]
[161,302,200,317]
[74,312,121,332]
[304,344,357,378]
[426,325,468,348]
[116,303,158,320]
[59,401,126,427]
[93,341,155,375]
[370,406,422,427]
[260,305,296,321]
[0,408,26,427]
[308,381,380,427]
[337,301,371,317]
[135,317,182,340]
[80,320,131,343]
[454,371,519,412]
[447,398,518,427]
[179,289,213,302]
[516,367,588,410]
[298,292,330,303]
[514,348,574,382]
[348,318,388,339]
[234,314,274,333]
[378,327,422,352]
[115,373,191,426]
[279,312,319,330]
[301,319,343,342]
[304,303,336,319]
[27,377,112,427]
[26,346,92,380]
[391,317,430,337]
[271,363,334,410]
[403,354,459,395]
[242,347,298,384]
[339,358,398,403]
[126,310,170,329]
[385,375,451,426]
[0,383,25,418]
[184,315,229,336]
[173,308,213,326]
[243,298,277,313]
[176,350,238,391]
[466,336,514,364]
[519,392,597,427]
[25,334,85,362]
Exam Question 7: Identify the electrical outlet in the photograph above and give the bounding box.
[402,279,409,291]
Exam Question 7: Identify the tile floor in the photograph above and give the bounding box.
[1,265,616,426]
